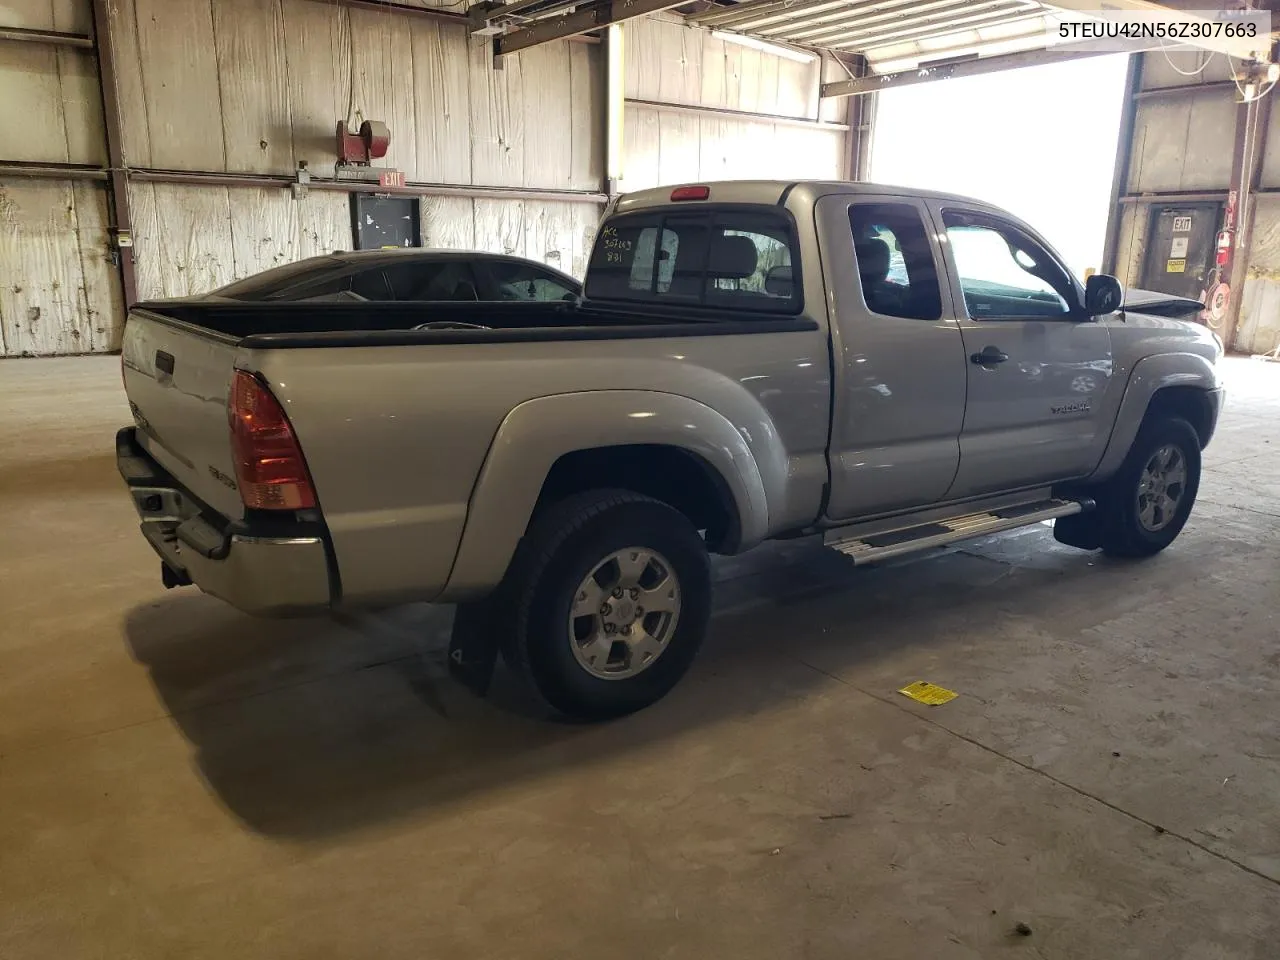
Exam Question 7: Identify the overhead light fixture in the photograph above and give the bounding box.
[711,30,817,64]
[606,25,624,184]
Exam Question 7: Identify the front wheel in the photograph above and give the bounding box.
[1097,416,1203,558]
[503,490,711,720]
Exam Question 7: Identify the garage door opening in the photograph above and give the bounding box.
[870,55,1130,279]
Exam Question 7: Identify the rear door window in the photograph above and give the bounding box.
[848,203,943,321]
[586,209,800,314]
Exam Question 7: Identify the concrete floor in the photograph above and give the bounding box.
[2,356,1280,958]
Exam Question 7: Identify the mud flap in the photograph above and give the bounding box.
[448,601,502,698]
[1053,512,1103,551]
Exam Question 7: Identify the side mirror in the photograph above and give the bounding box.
[1084,274,1123,316]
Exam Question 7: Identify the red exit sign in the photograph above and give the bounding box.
[378,170,406,188]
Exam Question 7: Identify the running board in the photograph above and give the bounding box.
[827,497,1094,566]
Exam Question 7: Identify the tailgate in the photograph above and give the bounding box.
[121,308,245,520]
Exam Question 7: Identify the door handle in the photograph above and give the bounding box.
[971,346,1009,366]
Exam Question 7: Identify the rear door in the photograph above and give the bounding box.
[121,311,246,519]
[929,203,1114,499]
[819,194,969,520]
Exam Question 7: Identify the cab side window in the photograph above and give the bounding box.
[942,214,1074,319]
[848,203,942,321]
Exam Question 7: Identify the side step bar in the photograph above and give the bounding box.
[827,497,1094,566]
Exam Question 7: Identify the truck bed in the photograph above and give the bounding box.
[133,299,816,349]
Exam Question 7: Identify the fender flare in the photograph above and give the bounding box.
[440,390,778,601]
[1090,352,1221,481]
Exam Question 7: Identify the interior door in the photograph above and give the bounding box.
[930,204,1114,499]
[1140,204,1222,301]
[818,195,969,520]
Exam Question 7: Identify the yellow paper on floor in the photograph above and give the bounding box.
[899,681,957,706]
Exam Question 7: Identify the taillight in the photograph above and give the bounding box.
[228,370,317,510]
[670,185,710,201]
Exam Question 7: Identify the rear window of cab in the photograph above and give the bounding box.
[584,209,801,314]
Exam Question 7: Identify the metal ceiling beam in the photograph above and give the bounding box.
[733,0,990,41]
[860,28,1054,68]
[836,13,1051,53]
[1132,79,1237,99]
[626,97,851,130]
[1040,0,1274,61]
[304,0,470,25]
[688,0,822,28]
[770,0,1029,43]
[801,6,1044,48]
[473,0,577,20]
[693,0,893,31]
[820,41,1124,98]
[494,0,687,55]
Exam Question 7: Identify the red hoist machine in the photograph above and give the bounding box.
[336,119,391,167]
[293,119,402,194]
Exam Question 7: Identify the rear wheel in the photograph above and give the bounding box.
[1094,417,1201,558]
[502,490,711,720]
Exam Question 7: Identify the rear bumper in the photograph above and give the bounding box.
[117,427,334,616]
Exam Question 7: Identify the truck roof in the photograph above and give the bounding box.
[613,180,1005,214]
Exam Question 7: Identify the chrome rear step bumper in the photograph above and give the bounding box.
[116,427,335,616]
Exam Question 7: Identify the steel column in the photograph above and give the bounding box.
[90,0,138,309]
[1223,87,1274,348]
[1102,53,1143,276]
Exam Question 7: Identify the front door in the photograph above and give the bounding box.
[819,195,969,520]
[931,204,1114,499]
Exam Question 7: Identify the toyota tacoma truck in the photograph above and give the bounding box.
[117,180,1224,719]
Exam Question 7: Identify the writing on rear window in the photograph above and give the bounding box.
[600,226,634,265]
[585,210,801,315]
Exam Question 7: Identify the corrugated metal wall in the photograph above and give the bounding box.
[1113,51,1280,355]
[1,0,115,356]
[110,0,603,300]
[1,0,849,357]
[1111,53,1238,284]
[0,179,123,355]
[620,15,848,190]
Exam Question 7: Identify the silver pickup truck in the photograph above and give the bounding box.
[117,180,1224,719]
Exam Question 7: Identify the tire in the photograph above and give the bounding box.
[501,489,712,721]
[1095,416,1202,558]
